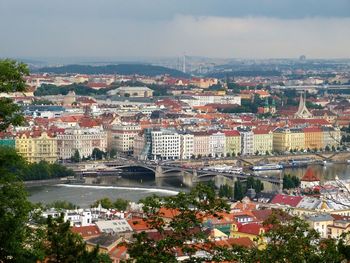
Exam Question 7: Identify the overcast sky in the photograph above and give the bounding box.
[1,0,349,59]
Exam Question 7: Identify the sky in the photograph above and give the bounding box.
[0,0,349,59]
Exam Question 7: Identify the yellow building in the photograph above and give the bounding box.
[305,214,334,239]
[303,127,323,150]
[253,129,273,155]
[273,127,305,152]
[224,131,241,156]
[16,131,58,163]
[230,222,266,249]
[328,218,350,242]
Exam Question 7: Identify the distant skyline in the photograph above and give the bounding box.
[1,0,350,59]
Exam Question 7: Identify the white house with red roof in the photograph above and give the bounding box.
[300,167,320,189]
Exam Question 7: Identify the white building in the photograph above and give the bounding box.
[42,208,93,227]
[239,128,254,155]
[151,129,181,160]
[108,86,153,98]
[180,133,194,160]
[209,131,226,157]
[181,95,241,107]
[57,127,107,159]
[95,219,133,234]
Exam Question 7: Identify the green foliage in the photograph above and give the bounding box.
[0,181,33,262]
[0,146,75,181]
[45,215,111,262]
[32,99,54,105]
[36,64,189,78]
[91,197,129,210]
[220,95,265,114]
[34,83,108,96]
[306,101,323,109]
[0,146,27,181]
[208,83,225,91]
[24,161,75,181]
[126,183,229,262]
[227,82,242,91]
[92,148,106,160]
[113,198,129,211]
[0,59,29,93]
[109,148,117,158]
[91,198,113,209]
[234,180,244,201]
[252,212,346,263]
[0,59,29,131]
[71,149,81,163]
[46,200,79,210]
[0,98,25,131]
[202,180,216,192]
[283,174,301,189]
[246,176,264,193]
[218,184,233,198]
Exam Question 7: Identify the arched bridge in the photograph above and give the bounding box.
[104,160,282,185]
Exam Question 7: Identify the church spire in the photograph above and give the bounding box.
[295,92,312,118]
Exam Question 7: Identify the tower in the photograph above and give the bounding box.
[270,98,276,114]
[263,97,269,113]
[294,92,312,118]
[183,55,186,73]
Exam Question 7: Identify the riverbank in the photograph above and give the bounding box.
[24,178,64,187]
[27,184,180,207]
[56,184,180,195]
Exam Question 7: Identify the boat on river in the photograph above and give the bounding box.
[252,164,283,171]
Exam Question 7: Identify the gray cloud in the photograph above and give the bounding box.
[0,0,349,59]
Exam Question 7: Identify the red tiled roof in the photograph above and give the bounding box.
[127,219,152,232]
[301,167,320,182]
[71,225,100,239]
[215,237,254,248]
[159,207,180,219]
[237,223,265,235]
[270,194,303,207]
[223,130,240,137]
[251,209,273,222]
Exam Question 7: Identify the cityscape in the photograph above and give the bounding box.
[1,0,350,262]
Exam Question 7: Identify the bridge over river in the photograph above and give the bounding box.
[68,159,283,189]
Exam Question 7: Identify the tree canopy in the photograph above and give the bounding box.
[0,59,29,131]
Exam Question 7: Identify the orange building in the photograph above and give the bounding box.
[303,126,323,150]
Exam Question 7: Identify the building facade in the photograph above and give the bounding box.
[108,124,141,155]
[209,131,226,157]
[253,130,273,155]
[239,128,254,155]
[273,127,305,152]
[193,132,210,158]
[224,131,241,156]
[303,127,323,150]
[57,128,107,160]
[16,131,58,163]
[151,129,181,160]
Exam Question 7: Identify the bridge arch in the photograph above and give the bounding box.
[116,164,156,174]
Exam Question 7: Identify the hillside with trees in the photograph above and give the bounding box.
[35,64,190,78]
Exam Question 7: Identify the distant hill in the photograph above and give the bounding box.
[35,64,190,78]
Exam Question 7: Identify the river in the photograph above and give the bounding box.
[27,163,350,208]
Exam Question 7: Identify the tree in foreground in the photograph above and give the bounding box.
[91,197,129,211]
[251,210,348,263]
[0,59,29,131]
[126,184,230,262]
[126,186,350,263]
[45,215,111,263]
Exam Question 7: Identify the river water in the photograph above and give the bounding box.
[27,163,350,208]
